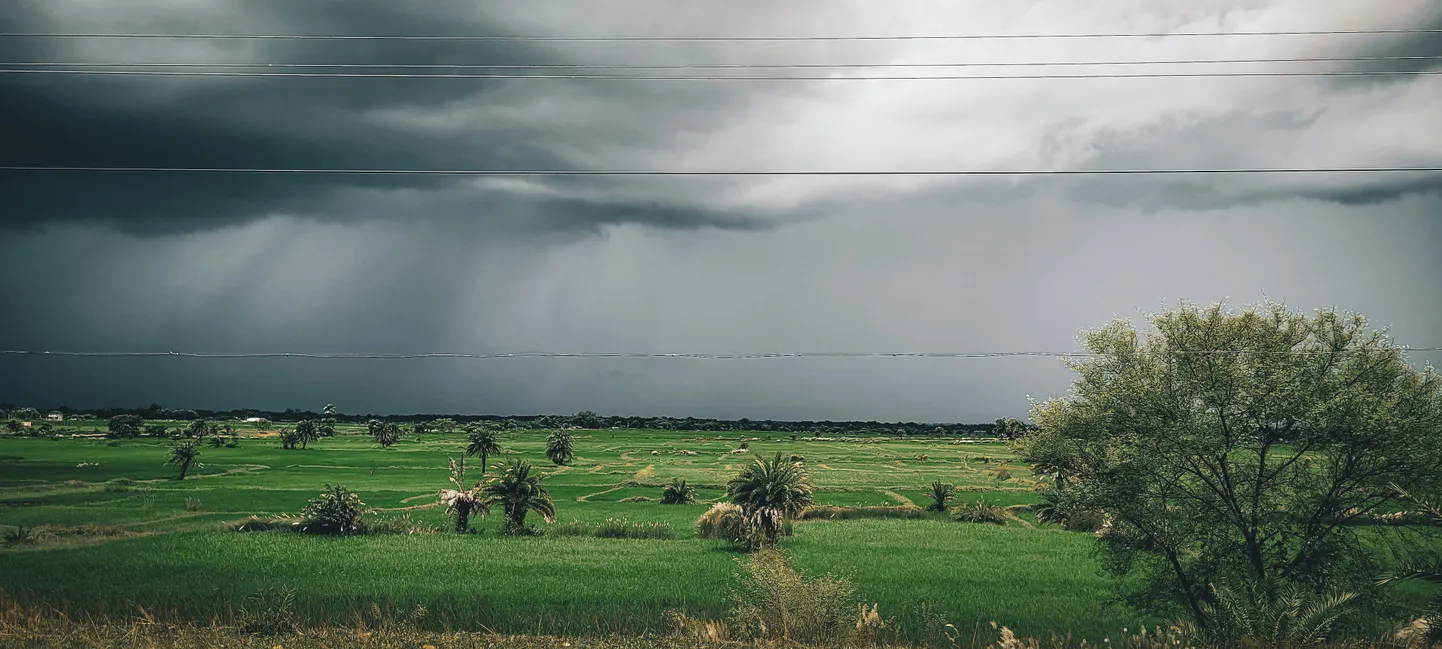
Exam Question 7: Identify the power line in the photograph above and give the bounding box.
[3,349,1440,360]
[6,55,1439,70]
[3,68,1438,80]
[2,166,1439,176]
[2,29,1440,42]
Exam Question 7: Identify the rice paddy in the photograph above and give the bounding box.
[0,424,1138,643]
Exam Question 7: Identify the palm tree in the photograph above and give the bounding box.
[480,459,556,535]
[464,424,503,476]
[925,479,956,512]
[295,420,319,450]
[661,477,696,504]
[439,456,487,533]
[368,419,400,448]
[167,441,201,479]
[726,452,814,547]
[546,430,574,465]
[319,404,338,437]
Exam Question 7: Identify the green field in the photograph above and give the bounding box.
[0,425,1144,643]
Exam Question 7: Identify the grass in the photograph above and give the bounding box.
[0,427,1137,644]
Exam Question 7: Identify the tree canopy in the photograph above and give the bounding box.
[1019,303,1442,629]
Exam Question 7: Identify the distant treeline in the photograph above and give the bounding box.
[6,404,1009,437]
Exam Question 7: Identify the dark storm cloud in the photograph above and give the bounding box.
[0,0,778,234]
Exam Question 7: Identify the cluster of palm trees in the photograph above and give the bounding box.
[440,454,557,535]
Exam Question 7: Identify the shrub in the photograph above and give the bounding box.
[926,479,956,512]
[1063,508,1106,533]
[696,502,746,542]
[184,497,202,512]
[551,518,675,540]
[994,467,1012,482]
[2,526,36,547]
[238,587,298,636]
[367,513,439,535]
[952,498,1007,525]
[789,454,805,463]
[296,484,367,535]
[796,505,926,521]
[661,477,696,504]
[619,495,659,503]
[728,549,875,645]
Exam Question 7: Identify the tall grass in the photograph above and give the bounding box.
[796,505,928,521]
[551,518,676,540]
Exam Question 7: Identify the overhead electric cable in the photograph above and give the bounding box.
[3,349,1440,360]
[1,68,1437,80]
[5,55,1439,69]
[2,166,1438,176]
[2,28,1440,41]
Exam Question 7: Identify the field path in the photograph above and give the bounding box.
[881,489,916,507]
[576,486,625,502]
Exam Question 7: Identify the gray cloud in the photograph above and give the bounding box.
[2,0,1441,420]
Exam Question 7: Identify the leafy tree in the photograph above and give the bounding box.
[572,411,601,429]
[279,429,300,450]
[249,418,271,432]
[464,424,502,476]
[727,452,814,547]
[925,479,956,512]
[166,441,201,479]
[993,417,1029,440]
[294,420,319,450]
[106,414,143,439]
[662,478,696,504]
[481,459,556,535]
[296,484,367,535]
[428,418,457,434]
[3,420,21,435]
[13,407,39,420]
[1019,303,1442,630]
[367,419,401,448]
[144,424,168,438]
[546,430,574,465]
[439,456,487,533]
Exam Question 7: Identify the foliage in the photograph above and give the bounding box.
[951,497,1008,525]
[1183,579,1358,648]
[296,484,367,535]
[428,418,458,434]
[994,417,1030,441]
[926,479,956,512]
[318,404,337,436]
[545,430,574,465]
[464,424,502,476]
[726,452,815,548]
[1019,303,1442,627]
[293,420,319,450]
[660,478,696,505]
[696,503,747,543]
[2,526,36,547]
[727,549,872,646]
[551,518,676,540]
[106,414,143,439]
[439,456,487,533]
[184,419,214,439]
[237,586,298,636]
[165,441,201,480]
[994,467,1013,482]
[480,460,556,535]
[368,419,401,448]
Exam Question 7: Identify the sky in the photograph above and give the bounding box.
[1,0,1440,421]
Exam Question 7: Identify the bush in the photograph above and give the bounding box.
[696,502,746,542]
[296,484,367,535]
[796,505,926,521]
[728,549,878,645]
[238,587,297,636]
[367,513,439,535]
[661,477,696,505]
[952,498,1008,525]
[618,495,658,503]
[926,479,956,512]
[994,467,1012,481]
[1063,509,1106,533]
[184,497,202,512]
[551,518,675,540]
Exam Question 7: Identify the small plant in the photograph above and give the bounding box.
[728,549,870,645]
[993,467,1012,482]
[546,429,575,465]
[185,497,202,512]
[661,477,696,505]
[166,441,201,480]
[926,479,956,512]
[551,518,676,540]
[2,526,36,547]
[951,497,1007,525]
[1185,579,1357,648]
[439,456,487,533]
[238,586,298,636]
[296,484,367,535]
[696,502,747,542]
